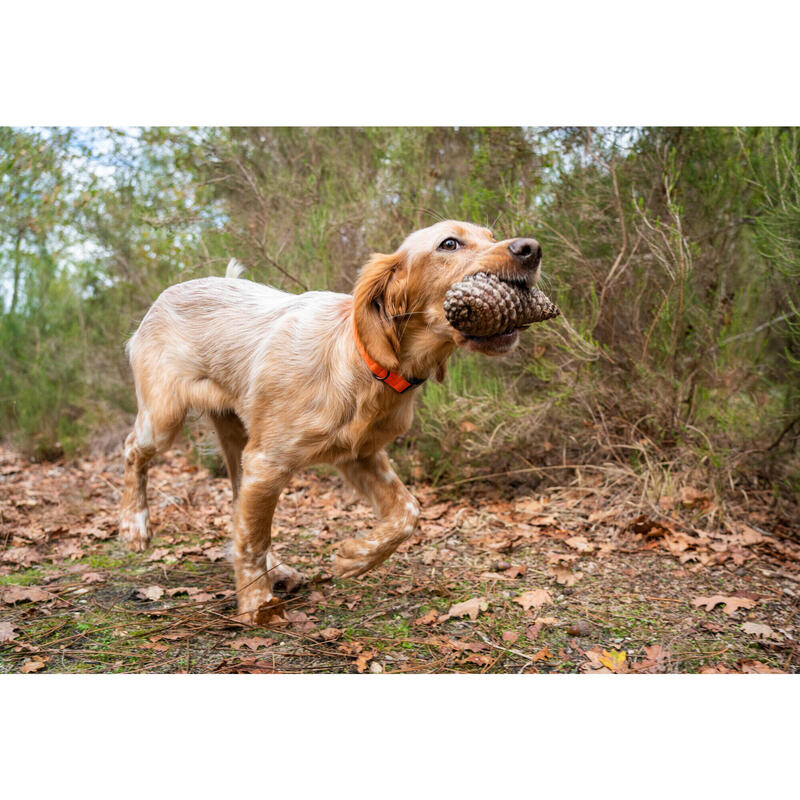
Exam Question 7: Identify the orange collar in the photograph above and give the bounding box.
[352,317,425,393]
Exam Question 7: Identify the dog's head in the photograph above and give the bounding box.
[352,220,542,379]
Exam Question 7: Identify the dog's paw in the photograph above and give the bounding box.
[236,589,279,626]
[119,509,152,552]
[331,553,370,580]
[271,564,305,594]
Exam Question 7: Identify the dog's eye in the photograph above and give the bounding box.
[438,238,460,251]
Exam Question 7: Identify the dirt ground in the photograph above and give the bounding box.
[1,443,798,674]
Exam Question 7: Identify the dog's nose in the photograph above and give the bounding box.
[508,238,542,270]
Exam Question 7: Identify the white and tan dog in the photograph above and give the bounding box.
[119,220,542,622]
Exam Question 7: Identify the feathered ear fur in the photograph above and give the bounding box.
[352,252,408,371]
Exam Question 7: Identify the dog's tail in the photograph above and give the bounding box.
[225,258,247,280]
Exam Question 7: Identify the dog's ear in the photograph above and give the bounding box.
[352,251,408,370]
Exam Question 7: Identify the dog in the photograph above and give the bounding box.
[119,220,542,622]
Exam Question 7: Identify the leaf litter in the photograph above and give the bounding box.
[0,443,798,674]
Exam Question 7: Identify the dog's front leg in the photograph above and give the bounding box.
[333,450,420,579]
[233,449,291,623]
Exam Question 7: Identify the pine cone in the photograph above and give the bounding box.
[443,272,560,337]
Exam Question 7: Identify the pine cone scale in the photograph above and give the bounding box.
[444,272,560,337]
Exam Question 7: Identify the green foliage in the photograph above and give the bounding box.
[0,126,797,490]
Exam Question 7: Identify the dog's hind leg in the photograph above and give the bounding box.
[119,401,186,552]
[332,450,420,579]
[209,410,248,502]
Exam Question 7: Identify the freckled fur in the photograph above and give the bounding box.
[118,221,539,622]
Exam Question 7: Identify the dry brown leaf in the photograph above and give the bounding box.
[516,497,547,515]
[514,589,553,611]
[317,627,342,642]
[231,636,275,651]
[528,515,559,527]
[741,622,781,641]
[1,546,41,566]
[739,660,783,674]
[2,585,51,604]
[503,565,527,579]
[692,595,756,616]
[565,535,594,553]
[80,572,106,584]
[531,646,553,662]
[20,656,48,673]
[355,650,374,673]
[439,597,489,622]
[414,609,439,626]
[479,571,513,582]
[526,622,542,640]
[308,590,326,604]
[0,621,19,643]
[547,565,583,586]
[136,585,165,601]
[680,486,712,508]
[502,631,520,644]
[635,644,671,673]
[461,652,493,666]
[547,552,579,564]
[204,546,227,562]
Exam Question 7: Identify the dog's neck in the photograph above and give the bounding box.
[350,310,454,390]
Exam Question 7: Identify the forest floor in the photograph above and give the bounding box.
[1,443,798,674]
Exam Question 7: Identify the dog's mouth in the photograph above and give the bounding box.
[464,326,521,354]
[443,268,559,355]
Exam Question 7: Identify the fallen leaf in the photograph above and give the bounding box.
[167,586,200,597]
[547,552,579,564]
[0,621,19,643]
[699,664,735,674]
[2,585,51,604]
[439,596,489,622]
[598,649,628,673]
[526,623,542,640]
[565,536,594,553]
[136,585,165,601]
[231,636,275,651]
[461,652,493,666]
[0,546,41,566]
[692,595,756,616]
[547,565,583,586]
[81,572,106,584]
[317,627,342,642]
[739,660,783,674]
[414,609,439,626]
[503,565,526,579]
[204,546,227,562]
[532,646,553,662]
[514,589,553,611]
[581,648,612,673]
[146,547,172,562]
[355,650,374,673]
[308,591,326,604]
[741,622,781,641]
[680,486,712,508]
[446,639,490,653]
[502,631,520,644]
[634,644,671,673]
[20,656,48,673]
[516,497,547,515]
